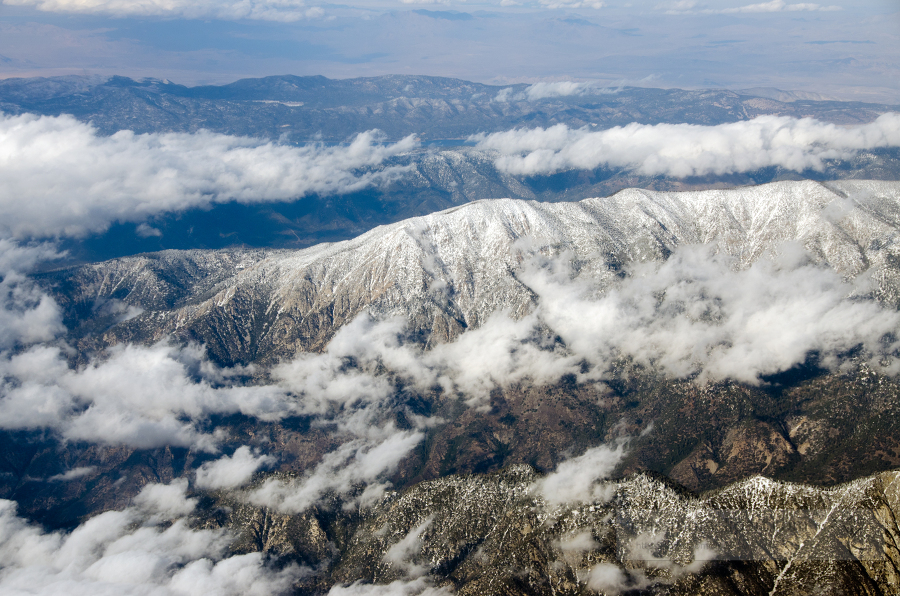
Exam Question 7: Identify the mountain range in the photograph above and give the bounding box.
[3,74,900,595]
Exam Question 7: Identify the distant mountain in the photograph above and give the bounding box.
[4,74,899,264]
[1,74,893,141]
[52,145,900,264]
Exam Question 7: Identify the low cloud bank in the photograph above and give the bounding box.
[1,242,896,454]
[275,243,900,404]
[0,113,418,239]
[0,341,297,451]
[494,80,605,102]
[1,0,326,21]
[586,530,716,594]
[328,578,453,596]
[658,0,840,13]
[472,114,900,177]
[248,428,424,513]
[0,481,302,596]
[523,244,900,384]
[533,439,630,506]
[0,240,64,350]
[195,447,276,490]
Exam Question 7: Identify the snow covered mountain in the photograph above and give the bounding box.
[50,179,900,364]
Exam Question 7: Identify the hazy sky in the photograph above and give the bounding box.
[0,0,897,101]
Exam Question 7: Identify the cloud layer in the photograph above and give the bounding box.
[248,429,424,513]
[494,81,601,102]
[1,0,325,21]
[472,113,900,177]
[2,240,897,457]
[0,341,298,451]
[0,113,418,239]
[522,244,900,383]
[0,481,302,596]
[658,0,841,13]
[195,447,276,490]
[0,240,64,350]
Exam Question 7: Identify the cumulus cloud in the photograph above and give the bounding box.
[494,81,598,102]
[1,0,326,21]
[556,530,599,553]
[48,466,96,482]
[719,0,841,13]
[659,0,841,13]
[426,312,578,406]
[523,244,900,384]
[471,113,900,177]
[195,447,276,490]
[278,240,900,418]
[133,478,198,519]
[383,516,433,577]
[0,483,302,596]
[586,534,715,594]
[272,316,406,416]
[0,113,418,239]
[0,341,298,451]
[4,242,897,458]
[328,578,453,596]
[586,563,642,595]
[532,439,630,506]
[248,427,424,513]
[0,240,64,350]
[274,311,576,410]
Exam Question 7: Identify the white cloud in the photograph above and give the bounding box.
[248,428,424,513]
[425,312,578,407]
[0,341,299,451]
[522,244,900,384]
[0,113,418,239]
[660,0,842,13]
[586,534,715,594]
[1,0,327,22]
[586,563,641,595]
[538,0,605,8]
[532,439,630,506]
[135,223,162,238]
[195,446,276,490]
[328,578,454,596]
[383,516,433,577]
[719,0,841,13]
[0,240,64,350]
[494,81,600,102]
[2,241,897,457]
[556,530,599,553]
[655,0,698,11]
[0,483,302,596]
[133,478,198,519]
[48,466,96,482]
[471,113,900,177]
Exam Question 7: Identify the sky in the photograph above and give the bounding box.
[0,0,897,102]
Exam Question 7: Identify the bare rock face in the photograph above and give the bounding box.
[43,180,900,365]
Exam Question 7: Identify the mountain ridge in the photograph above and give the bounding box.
[44,179,900,365]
